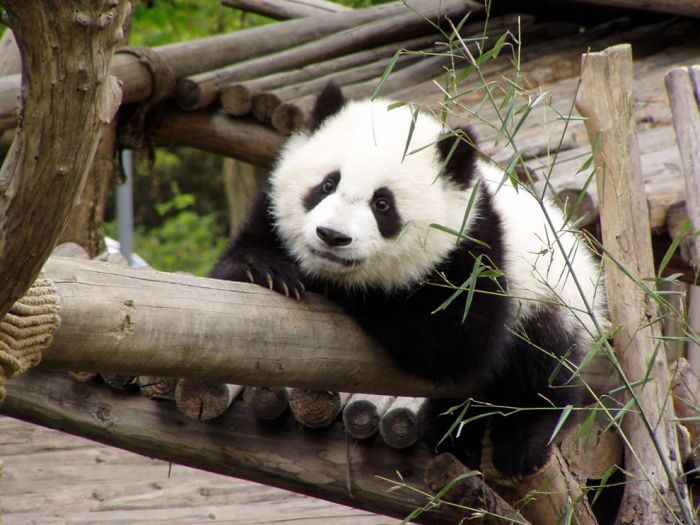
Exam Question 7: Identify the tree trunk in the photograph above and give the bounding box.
[0,0,128,320]
[576,44,694,524]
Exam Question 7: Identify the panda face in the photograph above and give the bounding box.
[269,99,479,292]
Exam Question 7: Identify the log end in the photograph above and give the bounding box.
[271,102,308,135]
[221,84,253,117]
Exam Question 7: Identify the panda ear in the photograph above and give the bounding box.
[310,81,346,132]
[438,127,479,188]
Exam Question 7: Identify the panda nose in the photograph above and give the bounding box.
[316,226,352,247]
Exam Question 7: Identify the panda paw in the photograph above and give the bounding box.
[212,250,306,301]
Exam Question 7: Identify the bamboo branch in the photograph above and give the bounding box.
[221,0,351,19]
[576,44,694,524]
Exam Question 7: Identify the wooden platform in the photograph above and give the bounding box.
[0,415,401,524]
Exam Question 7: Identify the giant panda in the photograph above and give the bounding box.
[211,82,606,480]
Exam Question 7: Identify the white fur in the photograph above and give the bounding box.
[270,99,477,291]
[269,98,606,342]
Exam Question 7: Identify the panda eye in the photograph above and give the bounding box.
[321,177,337,194]
[373,197,391,213]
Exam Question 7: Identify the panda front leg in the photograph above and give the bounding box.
[210,191,306,300]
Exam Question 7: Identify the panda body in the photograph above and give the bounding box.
[211,83,606,479]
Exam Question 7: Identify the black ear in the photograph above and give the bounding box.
[438,127,479,188]
[310,81,346,132]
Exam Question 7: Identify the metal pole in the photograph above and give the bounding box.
[117,149,134,266]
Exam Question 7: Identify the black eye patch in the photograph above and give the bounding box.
[371,187,402,238]
[303,170,341,212]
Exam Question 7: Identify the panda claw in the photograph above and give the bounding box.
[293,288,302,302]
[281,282,290,298]
[245,270,255,284]
[298,281,306,293]
[266,273,274,290]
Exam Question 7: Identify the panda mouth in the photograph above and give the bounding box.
[310,248,362,267]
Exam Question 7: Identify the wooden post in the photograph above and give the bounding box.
[0,0,128,320]
[576,44,694,524]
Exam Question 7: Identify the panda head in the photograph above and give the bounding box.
[269,82,481,292]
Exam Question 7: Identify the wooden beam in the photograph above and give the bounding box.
[221,0,351,19]
[576,44,694,524]
[1,370,466,525]
[37,256,617,398]
[554,0,700,18]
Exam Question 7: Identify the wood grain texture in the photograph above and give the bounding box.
[576,43,693,524]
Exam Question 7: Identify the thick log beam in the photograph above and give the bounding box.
[554,0,700,18]
[0,1,128,320]
[1,370,465,525]
[38,256,615,397]
[221,0,351,19]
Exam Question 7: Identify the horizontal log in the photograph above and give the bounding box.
[37,256,615,398]
[149,106,284,167]
[243,385,289,420]
[221,0,351,18]
[174,379,243,421]
[343,394,394,440]
[288,389,350,428]
[1,370,464,525]
[554,0,700,18]
[221,35,437,116]
[175,0,479,110]
[380,397,426,449]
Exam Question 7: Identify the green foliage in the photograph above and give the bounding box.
[106,182,228,276]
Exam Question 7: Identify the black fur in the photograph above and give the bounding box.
[303,170,341,212]
[370,187,402,238]
[310,81,345,132]
[212,86,582,480]
[438,127,479,189]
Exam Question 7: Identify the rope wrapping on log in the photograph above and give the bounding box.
[116,45,176,150]
[0,273,61,403]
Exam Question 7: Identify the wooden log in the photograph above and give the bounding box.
[343,394,395,440]
[221,35,437,116]
[251,52,422,123]
[0,1,127,321]
[67,371,97,383]
[560,410,623,480]
[576,44,694,524]
[2,370,466,525]
[222,159,266,238]
[424,453,530,525]
[558,188,599,229]
[100,373,137,391]
[221,0,351,19]
[174,379,243,421]
[666,201,694,264]
[136,376,178,400]
[272,54,453,134]
[149,107,284,168]
[686,285,700,373]
[175,0,478,111]
[671,358,700,448]
[554,0,700,18]
[380,397,426,450]
[666,66,700,269]
[38,256,617,398]
[289,389,351,429]
[243,386,289,420]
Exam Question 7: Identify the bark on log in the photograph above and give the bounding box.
[424,453,530,525]
[221,0,351,19]
[343,394,395,440]
[100,373,137,391]
[554,0,700,18]
[666,66,700,269]
[149,107,284,167]
[288,389,350,428]
[1,370,465,525]
[175,0,478,111]
[251,52,422,123]
[174,379,243,421]
[243,386,289,420]
[576,44,694,524]
[38,256,617,398]
[380,397,426,450]
[0,1,127,321]
[671,358,700,448]
[221,35,437,117]
[272,54,453,134]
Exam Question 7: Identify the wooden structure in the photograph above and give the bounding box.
[1,0,700,524]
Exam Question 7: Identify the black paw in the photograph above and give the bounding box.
[211,250,305,301]
[482,413,557,482]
